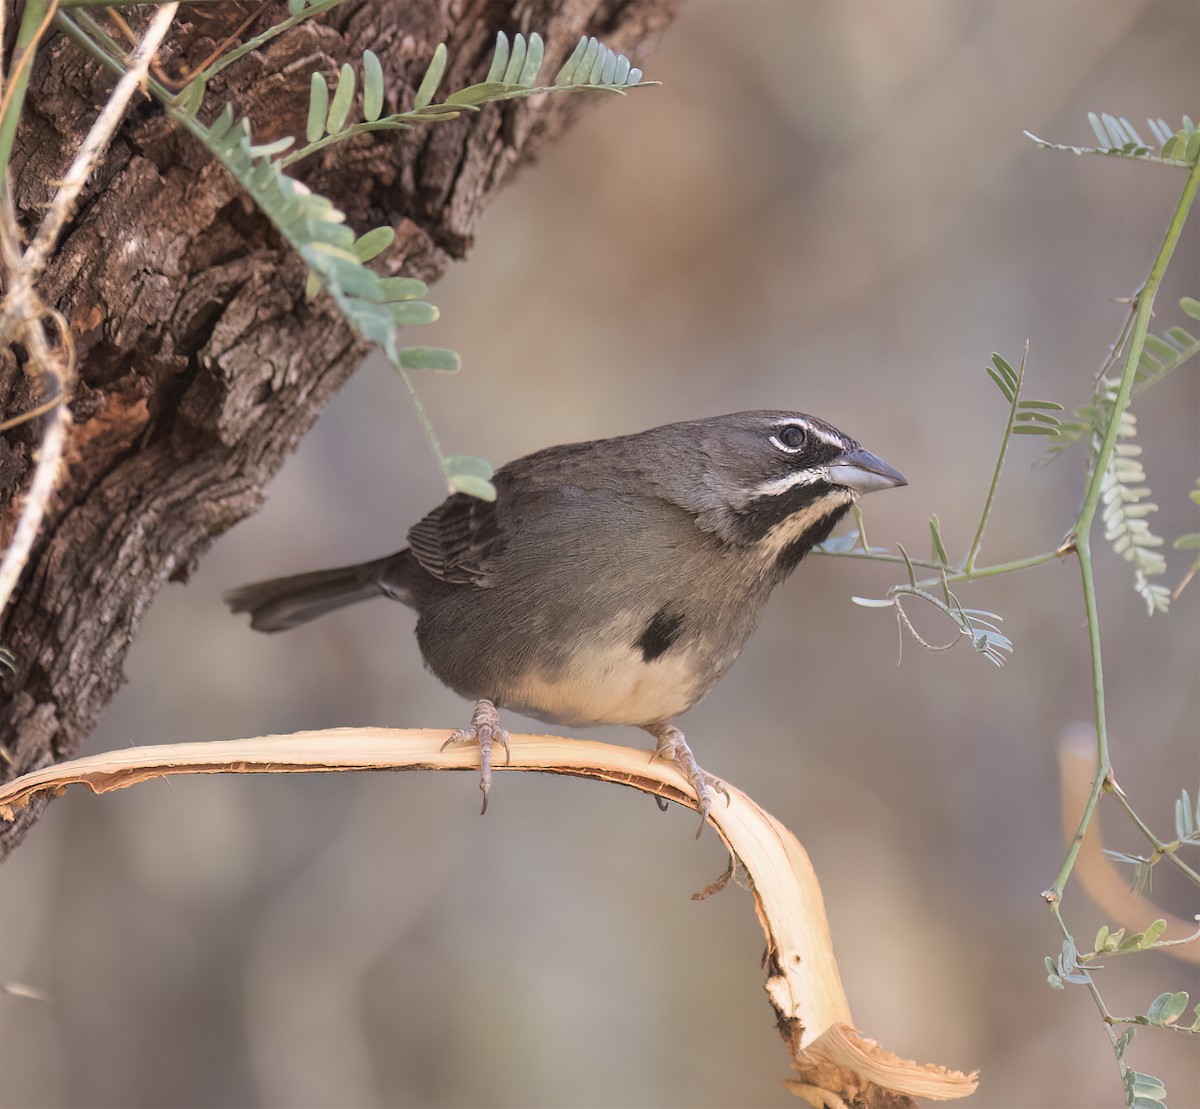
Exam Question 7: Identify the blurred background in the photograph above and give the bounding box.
[3,2,1198,1106]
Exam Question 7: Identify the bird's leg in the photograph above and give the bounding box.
[643,722,729,838]
[442,699,510,814]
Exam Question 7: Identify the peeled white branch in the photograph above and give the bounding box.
[0,729,978,1104]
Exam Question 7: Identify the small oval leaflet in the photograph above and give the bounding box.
[327,63,356,134]
[414,43,447,110]
[444,455,495,480]
[306,73,328,141]
[388,301,439,326]
[352,226,395,262]
[399,347,461,373]
[362,50,384,122]
[376,276,429,302]
[448,473,497,502]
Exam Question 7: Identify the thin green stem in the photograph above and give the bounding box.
[280,118,414,167]
[1047,538,1112,901]
[1047,153,1200,905]
[965,345,1027,573]
[1107,782,1200,885]
[816,545,1061,583]
[394,367,451,484]
[1052,739,1107,898]
[923,550,1061,587]
[1078,539,1111,771]
[1049,904,1128,1086]
[1076,154,1200,538]
[1107,1019,1200,1037]
[0,1,55,190]
[1094,303,1137,385]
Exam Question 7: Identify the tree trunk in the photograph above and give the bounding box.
[0,0,679,857]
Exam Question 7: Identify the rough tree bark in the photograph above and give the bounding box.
[0,0,679,856]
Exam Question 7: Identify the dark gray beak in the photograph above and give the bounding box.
[826,446,907,494]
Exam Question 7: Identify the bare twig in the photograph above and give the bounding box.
[22,2,178,279]
[0,362,70,613]
[0,3,177,615]
[0,388,67,432]
[0,178,74,614]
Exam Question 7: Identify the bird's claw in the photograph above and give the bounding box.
[645,723,727,838]
[442,699,510,814]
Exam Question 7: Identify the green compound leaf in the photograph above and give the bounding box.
[1027,112,1198,167]
[175,29,654,504]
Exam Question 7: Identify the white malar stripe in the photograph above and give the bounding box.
[744,468,826,499]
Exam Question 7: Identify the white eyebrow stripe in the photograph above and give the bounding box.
[770,420,845,453]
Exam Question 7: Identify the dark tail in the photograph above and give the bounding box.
[225,552,417,632]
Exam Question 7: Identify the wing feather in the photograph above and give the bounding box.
[406,493,503,585]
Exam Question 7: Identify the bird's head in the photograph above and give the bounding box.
[647,410,906,573]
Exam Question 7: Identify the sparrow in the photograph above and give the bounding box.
[226,411,905,833]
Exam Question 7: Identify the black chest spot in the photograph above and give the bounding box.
[636,608,685,662]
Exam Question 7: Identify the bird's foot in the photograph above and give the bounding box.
[644,723,729,838]
[442,699,510,814]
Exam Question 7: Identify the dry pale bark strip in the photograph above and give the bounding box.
[0,731,979,1106]
[0,0,680,856]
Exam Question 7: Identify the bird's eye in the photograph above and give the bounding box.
[772,425,808,452]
